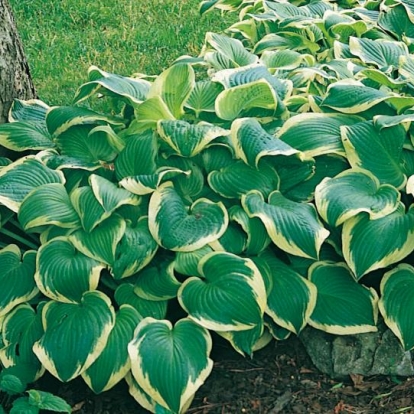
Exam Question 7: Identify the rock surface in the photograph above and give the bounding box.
[299,324,414,379]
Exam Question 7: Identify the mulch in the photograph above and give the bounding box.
[38,335,414,414]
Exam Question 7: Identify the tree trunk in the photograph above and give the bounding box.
[0,0,36,124]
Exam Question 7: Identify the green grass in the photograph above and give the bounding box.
[9,0,234,106]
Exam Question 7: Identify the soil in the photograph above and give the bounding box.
[38,335,414,414]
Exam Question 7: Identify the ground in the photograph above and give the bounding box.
[40,335,414,414]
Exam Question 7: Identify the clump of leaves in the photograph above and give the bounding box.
[1,0,414,413]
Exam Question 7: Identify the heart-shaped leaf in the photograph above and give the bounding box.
[128,318,213,414]
[178,252,266,331]
[33,291,115,382]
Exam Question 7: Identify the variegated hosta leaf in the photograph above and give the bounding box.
[120,167,189,196]
[341,121,406,189]
[114,283,168,319]
[349,37,409,70]
[33,291,115,382]
[231,117,300,168]
[147,63,195,119]
[134,260,181,301]
[70,215,126,265]
[0,157,65,212]
[229,205,271,255]
[184,81,224,115]
[178,252,266,331]
[159,156,205,199]
[277,113,364,158]
[202,145,234,174]
[379,4,414,40]
[115,131,157,181]
[89,174,140,214]
[73,66,151,106]
[217,321,268,357]
[308,262,378,335]
[130,96,175,133]
[407,175,414,196]
[276,156,315,195]
[8,99,49,123]
[315,169,400,227]
[208,161,280,199]
[284,155,349,203]
[260,251,317,335]
[0,245,38,318]
[70,186,109,232]
[209,220,246,254]
[379,264,414,351]
[173,246,214,277]
[0,304,44,378]
[203,32,259,69]
[111,217,159,280]
[215,79,279,121]
[46,106,124,138]
[0,122,53,152]
[35,237,104,303]
[126,372,158,413]
[343,204,414,279]
[54,125,117,165]
[128,318,213,414]
[242,190,329,259]
[148,181,228,252]
[261,49,309,71]
[18,183,80,231]
[157,120,228,157]
[321,79,390,114]
[264,315,291,341]
[82,305,142,393]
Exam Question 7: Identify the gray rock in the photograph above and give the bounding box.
[299,324,414,379]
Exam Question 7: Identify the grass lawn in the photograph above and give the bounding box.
[9,0,234,106]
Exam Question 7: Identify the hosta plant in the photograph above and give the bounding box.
[1,0,414,412]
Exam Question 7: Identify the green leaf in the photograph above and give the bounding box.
[315,169,400,227]
[379,264,414,351]
[148,63,195,119]
[349,36,409,69]
[321,79,390,114]
[114,131,157,180]
[70,215,126,265]
[9,397,39,414]
[0,246,38,318]
[215,79,279,121]
[73,65,151,106]
[204,32,259,69]
[114,283,168,319]
[242,190,329,259]
[82,305,142,393]
[33,291,115,382]
[261,251,317,334]
[341,121,406,189]
[308,262,378,335]
[27,390,71,413]
[8,99,49,123]
[35,237,104,303]
[178,252,266,331]
[231,117,300,168]
[343,204,414,279]
[46,106,124,138]
[173,246,213,277]
[0,122,54,152]
[0,157,65,212]
[208,161,280,199]
[157,120,228,157]
[110,217,159,280]
[148,181,228,252]
[185,81,224,115]
[0,375,26,395]
[277,113,363,158]
[128,318,213,414]
[0,304,43,375]
[134,260,181,301]
[18,183,80,231]
[55,125,117,165]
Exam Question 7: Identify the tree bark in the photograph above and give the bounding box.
[0,0,36,124]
